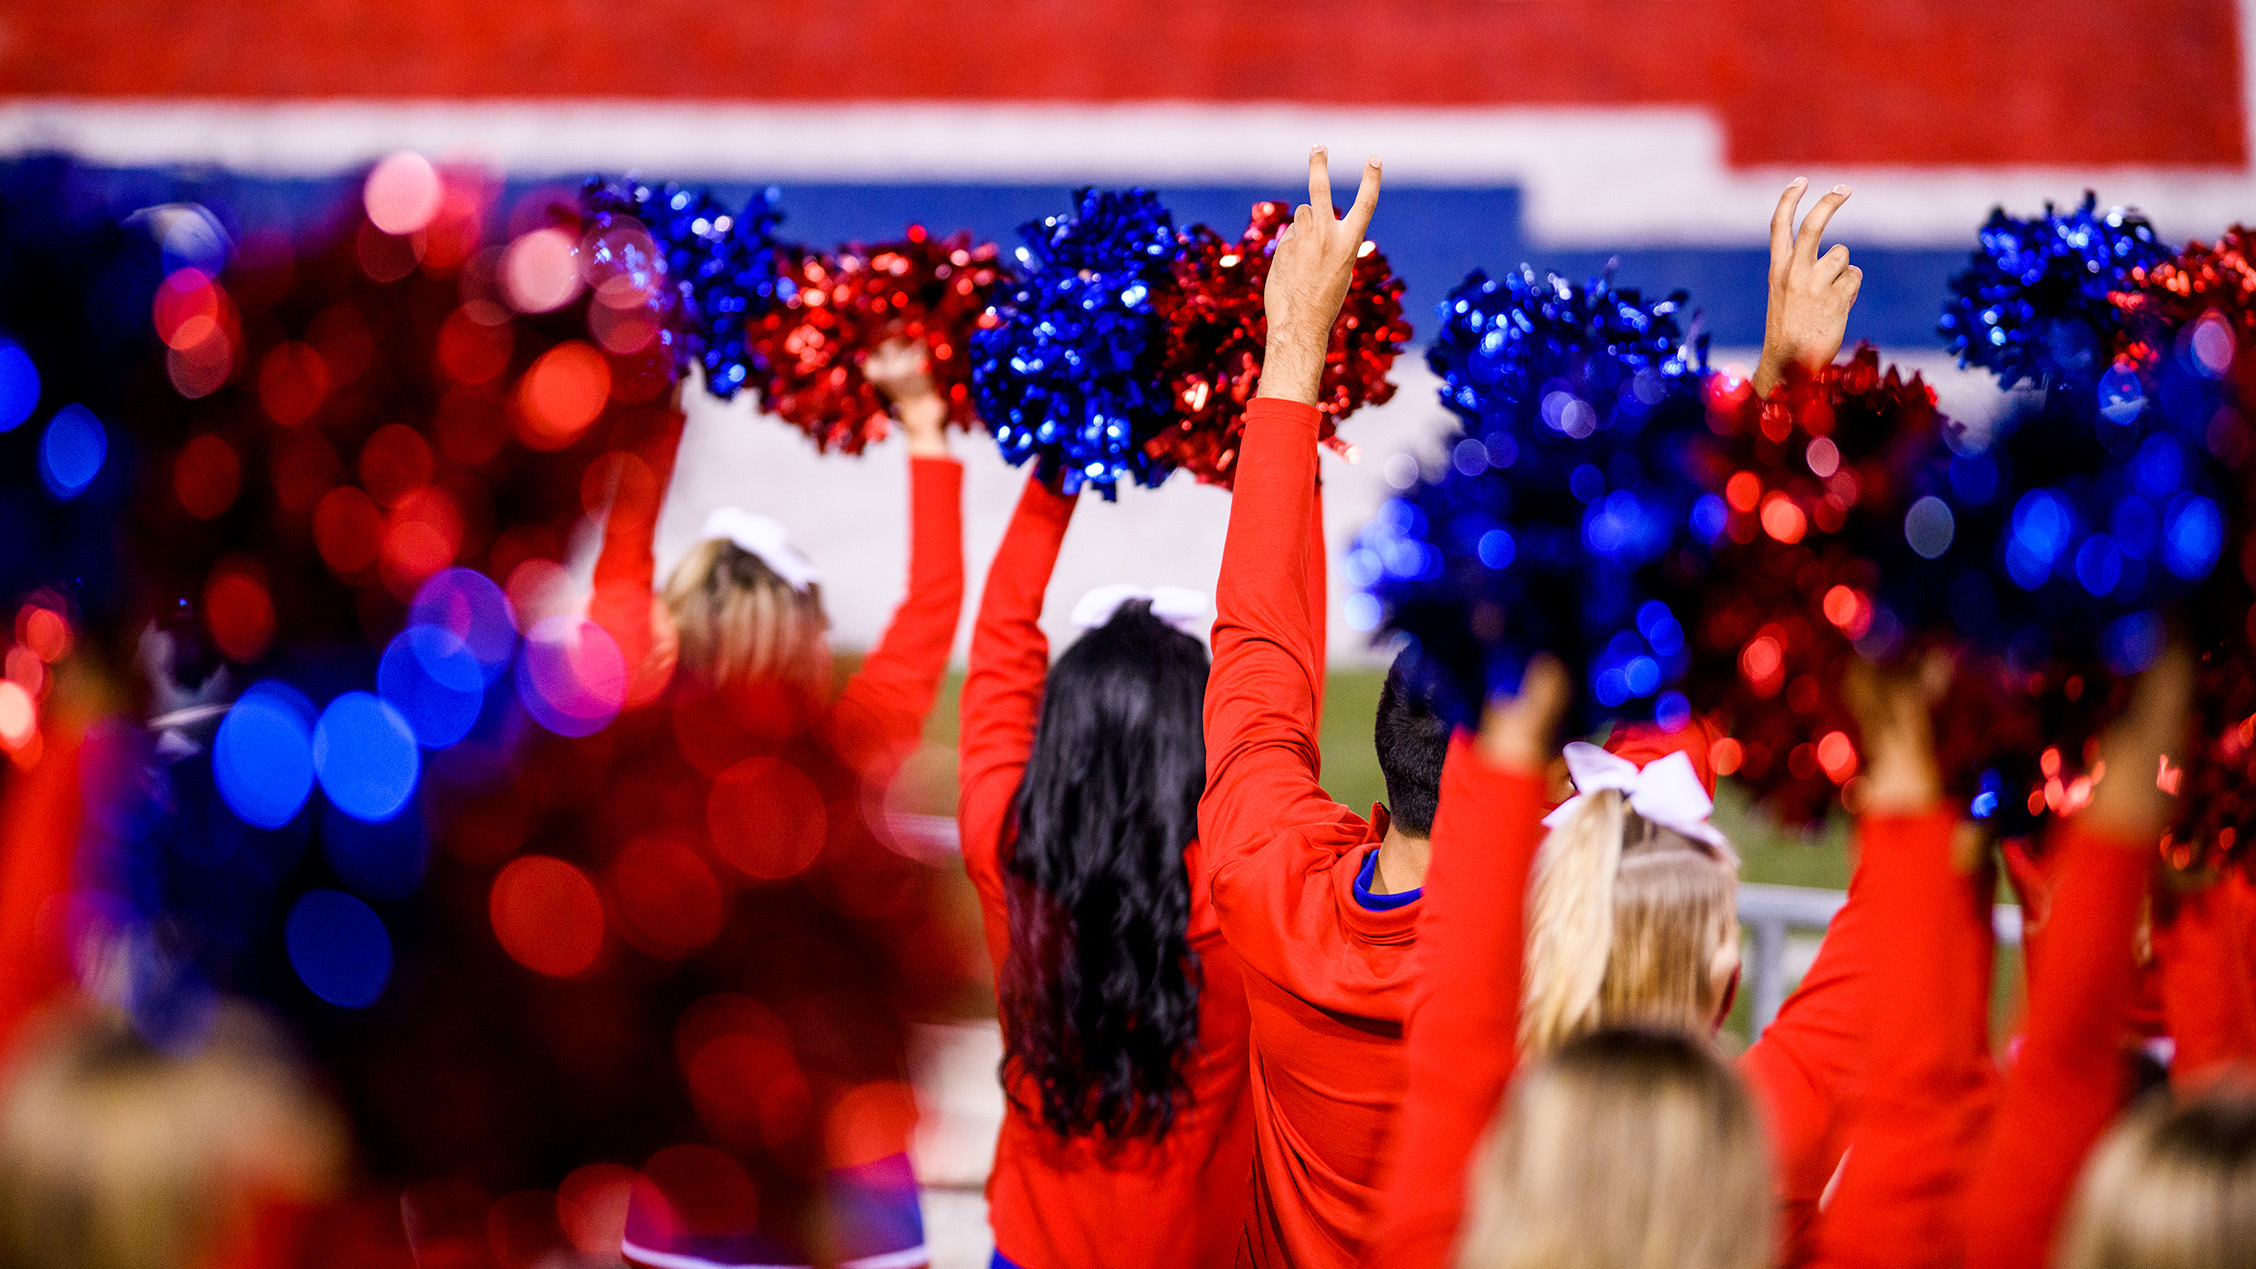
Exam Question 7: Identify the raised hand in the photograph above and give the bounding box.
[1754,179,1861,397]
[2087,642,2196,840]
[1478,653,1574,773]
[864,336,949,457]
[1843,650,1953,816]
[1258,146,1383,407]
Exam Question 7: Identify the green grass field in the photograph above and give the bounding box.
[900,665,1854,891]
[896,664,2027,1040]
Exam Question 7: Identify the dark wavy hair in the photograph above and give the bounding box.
[1002,600,1210,1139]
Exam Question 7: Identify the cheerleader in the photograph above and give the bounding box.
[956,473,1256,1267]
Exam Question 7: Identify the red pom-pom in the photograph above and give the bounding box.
[1148,203,1409,486]
[1686,350,1946,826]
[754,228,1004,454]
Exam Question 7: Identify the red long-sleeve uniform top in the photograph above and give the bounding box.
[957,476,1256,1269]
[1962,825,2155,1269]
[2154,872,2256,1087]
[1201,397,1411,1269]
[1362,738,1547,1269]
[1366,757,1926,1269]
[1810,810,2000,1269]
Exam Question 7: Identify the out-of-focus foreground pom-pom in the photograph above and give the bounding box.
[580,177,787,399]
[2111,228,2256,871]
[971,188,1180,499]
[755,227,1005,455]
[1939,193,2171,393]
[1151,202,1409,486]
[1351,267,1714,731]
[1683,349,1941,827]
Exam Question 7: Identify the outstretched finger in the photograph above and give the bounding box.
[1308,147,1334,221]
[1769,178,1807,279]
[1794,185,1852,266]
[1342,157,1383,238]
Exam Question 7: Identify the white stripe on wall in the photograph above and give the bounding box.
[2,98,2253,247]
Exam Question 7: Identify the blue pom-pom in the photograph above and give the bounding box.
[582,177,787,399]
[969,188,1178,500]
[1353,267,1715,729]
[1939,193,2170,391]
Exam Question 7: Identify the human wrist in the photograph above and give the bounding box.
[1258,332,1326,406]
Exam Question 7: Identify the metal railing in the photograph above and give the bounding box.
[890,815,2023,1041]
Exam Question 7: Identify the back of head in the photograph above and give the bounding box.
[1003,601,1212,1138]
[1459,1027,1772,1269]
[661,537,831,696]
[1521,791,1740,1055]
[0,1003,344,1269]
[2057,1081,2256,1269]
[1376,654,1451,835]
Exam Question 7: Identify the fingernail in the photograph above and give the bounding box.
[1790,176,1808,187]
[1834,184,1852,195]
[1370,157,1383,169]
[1312,145,1326,156]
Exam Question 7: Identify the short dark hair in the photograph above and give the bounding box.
[1375,653,1450,836]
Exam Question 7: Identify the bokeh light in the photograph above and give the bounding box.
[489,855,605,977]
[363,152,445,236]
[635,1144,760,1240]
[285,888,393,1008]
[558,1164,637,1259]
[516,341,611,450]
[516,615,626,737]
[203,563,277,663]
[39,404,106,498]
[410,568,520,683]
[0,336,38,431]
[502,227,582,314]
[379,624,486,748]
[214,684,316,828]
[707,756,826,880]
[608,835,726,959]
[0,681,34,751]
[173,432,242,520]
[312,691,421,822]
[257,342,331,425]
[313,486,384,574]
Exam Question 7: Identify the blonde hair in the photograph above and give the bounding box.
[1521,790,1740,1056]
[0,1003,345,1269]
[2055,1082,2256,1269]
[661,537,831,694]
[1458,1026,1773,1269]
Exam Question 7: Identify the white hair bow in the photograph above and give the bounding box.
[1541,741,1737,860]
[700,508,822,594]
[1069,584,1211,635]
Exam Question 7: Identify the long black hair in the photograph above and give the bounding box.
[1002,600,1210,1139]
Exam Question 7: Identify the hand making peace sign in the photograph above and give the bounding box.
[1257,146,1384,408]
[1754,178,1862,397]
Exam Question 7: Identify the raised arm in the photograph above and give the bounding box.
[1200,149,1382,869]
[1963,647,2193,1269]
[1806,660,2001,1269]
[587,402,686,705]
[1365,660,1569,1269]
[829,341,967,771]
[958,476,1076,899]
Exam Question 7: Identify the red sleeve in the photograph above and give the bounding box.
[1199,397,1382,996]
[1309,477,1328,727]
[0,718,85,1055]
[957,477,1075,928]
[1810,810,2000,1269]
[1961,826,2151,1269]
[587,408,685,707]
[2154,874,2256,1088]
[1364,737,1548,1269]
[828,456,966,772]
[1739,813,1894,1256]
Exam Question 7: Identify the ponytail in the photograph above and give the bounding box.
[1522,791,1741,1057]
[1521,790,1628,1055]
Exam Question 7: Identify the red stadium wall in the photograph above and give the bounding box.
[0,0,2241,166]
